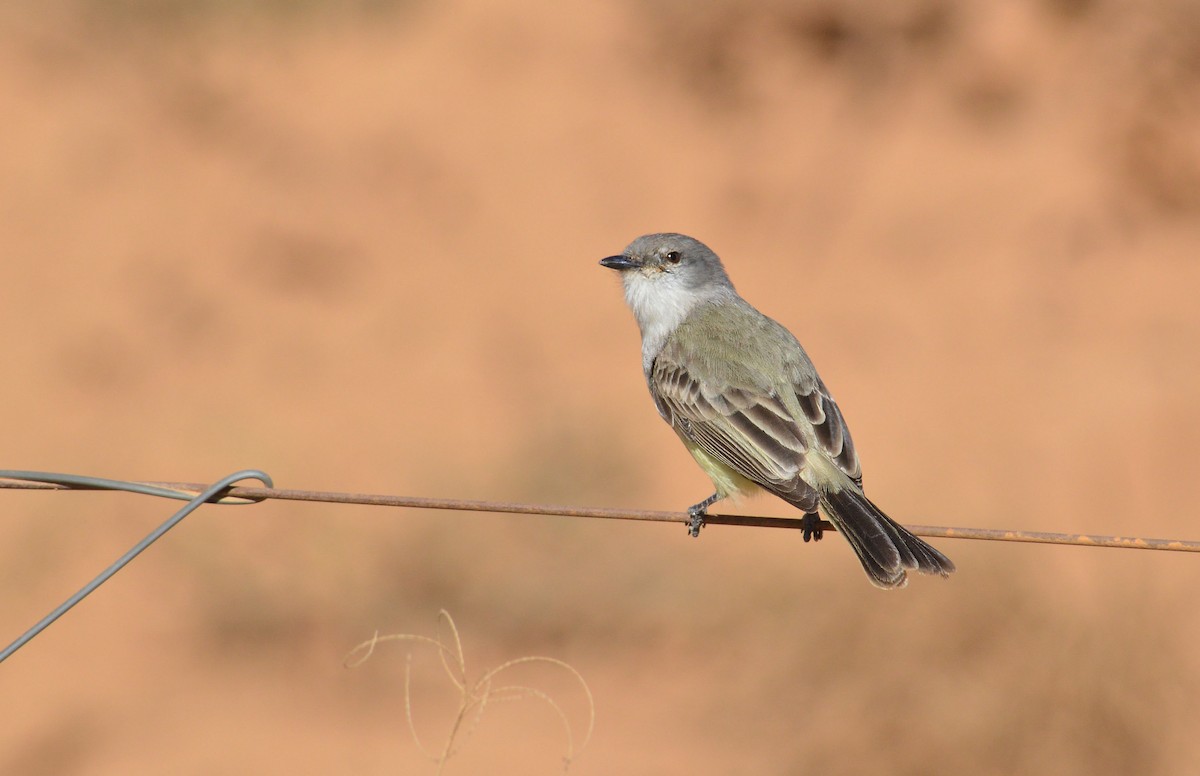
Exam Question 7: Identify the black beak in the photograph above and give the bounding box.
[600,254,641,270]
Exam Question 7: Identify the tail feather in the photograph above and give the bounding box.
[818,487,955,589]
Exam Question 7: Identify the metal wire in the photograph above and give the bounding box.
[0,469,272,664]
[3,468,1198,665]
[0,470,265,504]
[3,474,1199,553]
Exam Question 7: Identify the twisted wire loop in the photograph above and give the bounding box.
[0,471,267,504]
[0,469,273,664]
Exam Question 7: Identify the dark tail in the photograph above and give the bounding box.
[818,487,955,589]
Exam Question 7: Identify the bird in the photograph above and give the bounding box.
[599,232,954,588]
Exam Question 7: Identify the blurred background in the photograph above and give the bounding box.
[3,0,1200,772]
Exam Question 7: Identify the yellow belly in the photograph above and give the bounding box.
[680,436,762,499]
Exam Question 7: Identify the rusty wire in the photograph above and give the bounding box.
[4,468,1198,664]
[4,476,1199,553]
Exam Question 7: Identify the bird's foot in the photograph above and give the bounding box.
[801,512,824,543]
[686,493,721,538]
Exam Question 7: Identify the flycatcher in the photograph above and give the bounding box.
[600,233,954,588]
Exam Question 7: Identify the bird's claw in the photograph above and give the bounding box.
[801,512,824,543]
[685,493,719,538]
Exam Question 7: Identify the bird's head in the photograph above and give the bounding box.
[600,232,736,341]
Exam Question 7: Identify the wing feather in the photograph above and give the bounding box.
[652,355,808,493]
[648,300,863,507]
[793,377,861,486]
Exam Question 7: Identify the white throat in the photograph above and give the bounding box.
[622,272,731,373]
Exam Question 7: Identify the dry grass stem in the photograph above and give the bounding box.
[346,610,594,773]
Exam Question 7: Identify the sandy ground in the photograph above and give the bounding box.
[3,0,1200,773]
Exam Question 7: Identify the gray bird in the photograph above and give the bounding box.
[600,233,954,588]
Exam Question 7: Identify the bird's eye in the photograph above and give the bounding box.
[665,251,681,264]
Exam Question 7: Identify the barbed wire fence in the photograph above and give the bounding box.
[3,468,1199,664]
